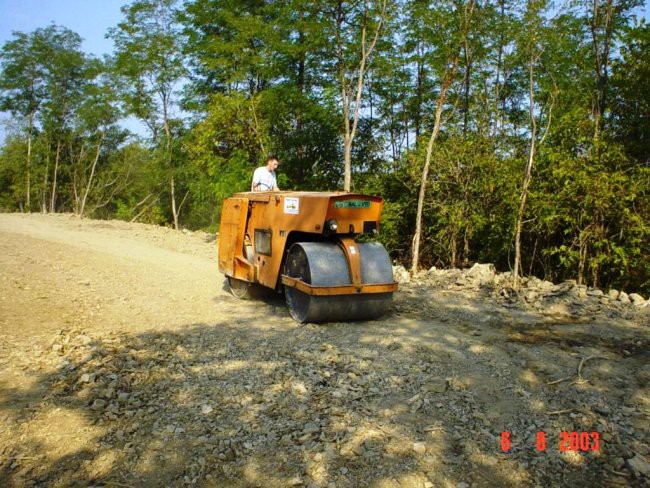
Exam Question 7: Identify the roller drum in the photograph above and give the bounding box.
[284,242,393,323]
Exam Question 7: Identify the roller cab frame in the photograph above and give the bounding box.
[218,191,397,323]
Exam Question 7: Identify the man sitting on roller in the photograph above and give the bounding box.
[251,156,280,192]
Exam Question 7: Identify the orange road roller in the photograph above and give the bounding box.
[218,191,397,323]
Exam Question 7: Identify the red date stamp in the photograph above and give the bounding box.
[500,431,601,452]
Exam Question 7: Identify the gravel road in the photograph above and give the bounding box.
[0,213,648,487]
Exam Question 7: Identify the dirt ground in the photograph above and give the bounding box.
[0,213,648,488]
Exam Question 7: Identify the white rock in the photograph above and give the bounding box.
[540,280,555,291]
[570,286,588,299]
[524,290,538,302]
[413,442,426,454]
[629,293,646,306]
[618,291,631,304]
[201,404,213,415]
[464,263,496,286]
[608,289,620,300]
[80,373,95,383]
[291,382,308,395]
[393,265,411,284]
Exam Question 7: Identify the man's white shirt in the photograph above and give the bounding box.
[251,166,278,191]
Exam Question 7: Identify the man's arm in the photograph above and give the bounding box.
[251,168,261,191]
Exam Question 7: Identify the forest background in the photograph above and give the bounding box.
[0,0,648,294]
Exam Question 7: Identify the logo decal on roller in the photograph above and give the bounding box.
[284,197,300,214]
[349,246,357,254]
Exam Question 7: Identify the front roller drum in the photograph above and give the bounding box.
[284,242,394,323]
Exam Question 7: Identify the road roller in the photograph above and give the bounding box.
[217,191,397,323]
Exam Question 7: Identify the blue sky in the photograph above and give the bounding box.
[0,0,123,57]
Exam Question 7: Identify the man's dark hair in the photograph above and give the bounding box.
[266,155,279,164]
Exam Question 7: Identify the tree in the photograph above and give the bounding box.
[583,0,642,144]
[38,27,90,212]
[0,27,54,210]
[109,0,186,228]
[512,0,555,287]
[0,25,91,213]
[329,0,388,191]
[411,0,476,273]
[73,62,123,218]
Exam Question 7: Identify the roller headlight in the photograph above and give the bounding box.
[326,219,338,232]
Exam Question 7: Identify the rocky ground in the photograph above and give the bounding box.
[0,213,648,488]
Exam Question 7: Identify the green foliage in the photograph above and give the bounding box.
[532,137,649,289]
[259,86,342,190]
[182,93,265,226]
[610,21,650,163]
[93,142,166,223]
[108,0,185,139]
[0,136,26,209]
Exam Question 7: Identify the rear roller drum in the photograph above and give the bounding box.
[227,276,268,300]
[227,235,269,300]
[284,242,393,323]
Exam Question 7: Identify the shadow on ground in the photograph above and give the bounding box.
[1,291,648,487]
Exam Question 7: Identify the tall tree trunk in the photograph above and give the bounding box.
[50,139,61,213]
[513,48,555,287]
[72,141,86,214]
[26,111,34,212]
[450,234,457,268]
[463,225,470,267]
[42,143,50,213]
[80,133,104,218]
[298,10,306,94]
[492,0,505,138]
[162,99,179,230]
[514,61,538,287]
[338,0,387,192]
[589,0,614,145]
[411,0,476,273]
[411,58,460,273]
[414,43,424,145]
[462,38,472,135]
[577,233,587,286]
[171,175,179,230]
